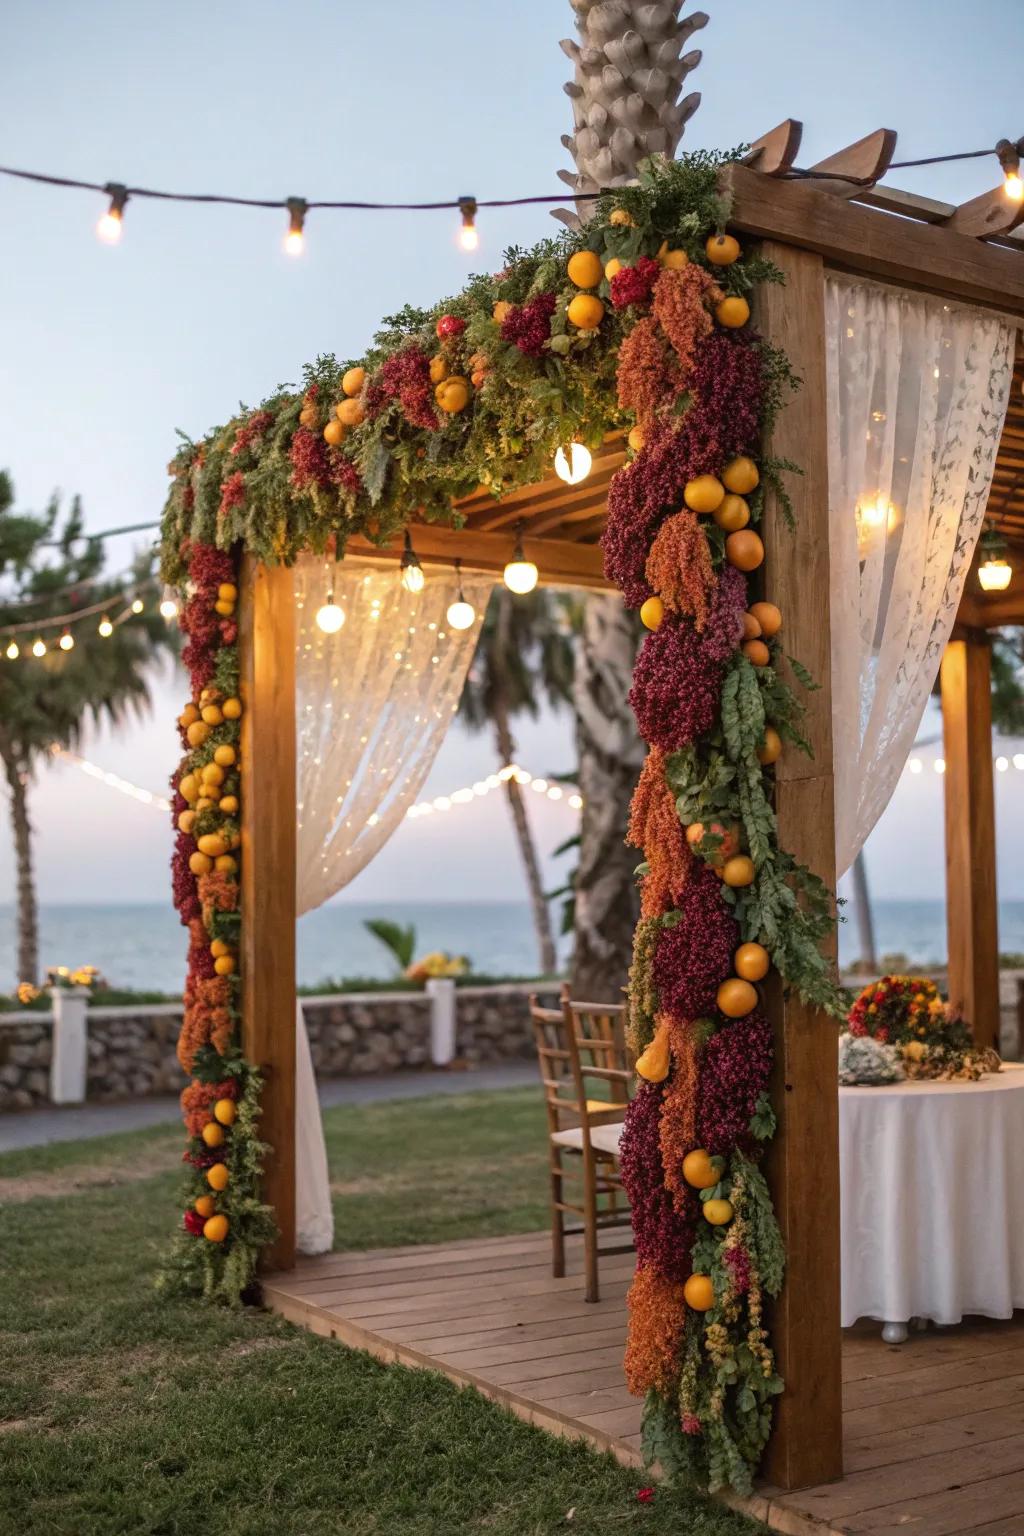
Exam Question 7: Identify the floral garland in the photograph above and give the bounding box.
[157,153,842,1475]
[157,542,276,1304]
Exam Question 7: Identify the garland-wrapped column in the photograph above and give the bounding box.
[239,556,297,1271]
[753,244,842,1490]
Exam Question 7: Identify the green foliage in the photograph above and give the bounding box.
[363,918,417,973]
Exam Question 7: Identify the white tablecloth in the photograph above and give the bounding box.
[840,1064,1024,1327]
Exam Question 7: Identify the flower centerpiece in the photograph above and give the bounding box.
[846,974,1000,1080]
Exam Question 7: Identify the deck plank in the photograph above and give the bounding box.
[263,1230,1024,1536]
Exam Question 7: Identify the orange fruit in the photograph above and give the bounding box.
[194,1195,215,1219]
[179,704,199,728]
[429,355,449,384]
[735,942,770,982]
[682,1150,718,1190]
[713,494,750,533]
[722,456,759,495]
[640,596,664,631]
[219,796,239,816]
[214,954,236,977]
[214,855,237,874]
[604,257,624,280]
[706,233,741,266]
[323,419,345,447]
[214,599,235,617]
[336,398,365,428]
[214,1098,237,1127]
[221,697,242,720]
[660,247,688,270]
[703,1198,734,1226]
[566,293,605,329]
[435,376,470,413]
[197,834,228,859]
[627,425,644,452]
[206,1163,229,1191]
[218,583,237,603]
[741,612,762,641]
[177,810,196,835]
[743,639,771,668]
[186,721,210,748]
[725,530,765,572]
[210,939,230,958]
[189,852,213,876]
[683,475,725,514]
[685,822,705,848]
[201,1122,225,1149]
[717,977,758,1017]
[203,1214,229,1243]
[716,296,750,329]
[201,706,223,728]
[492,300,512,325]
[757,727,783,766]
[214,744,236,768]
[749,601,782,637]
[684,1273,715,1311]
[194,798,215,813]
[722,855,755,888]
[341,366,365,397]
[179,773,199,803]
[567,250,603,289]
[201,762,225,786]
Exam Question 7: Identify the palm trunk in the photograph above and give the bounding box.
[570,595,645,1003]
[491,693,558,977]
[851,849,878,974]
[0,728,38,986]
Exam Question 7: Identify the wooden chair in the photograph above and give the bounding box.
[528,983,635,1302]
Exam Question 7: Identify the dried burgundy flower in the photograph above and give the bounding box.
[218,471,246,517]
[650,863,738,1022]
[697,1010,774,1154]
[702,563,748,663]
[500,291,556,357]
[629,618,724,751]
[610,256,661,310]
[369,345,439,431]
[619,1082,696,1282]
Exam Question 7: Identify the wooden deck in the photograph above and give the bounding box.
[263,1231,1024,1535]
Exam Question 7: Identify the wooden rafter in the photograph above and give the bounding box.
[799,127,898,198]
[742,119,803,176]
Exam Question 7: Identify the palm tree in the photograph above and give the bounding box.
[458,587,574,976]
[0,473,171,984]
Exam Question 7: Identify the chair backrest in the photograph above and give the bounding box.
[560,984,634,1121]
[528,994,577,1138]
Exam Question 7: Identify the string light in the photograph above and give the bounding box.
[405,763,582,820]
[98,616,113,637]
[58,630,74,652]
[458,195,479,252]
[503,524,538,595]
[31,638,46,657]
[445,558,476,631]
[315,591,346,633]
[554,443,592,485]
[159,586,179,620]
[401,531,425,594]
[49,745,171,812]
[997,139,1024,201]
[131,598,144,614]
[95,182,128,244]
[5,640,19,660]
[284,197,307,256]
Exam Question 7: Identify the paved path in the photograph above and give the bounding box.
[0,1063,539,1153]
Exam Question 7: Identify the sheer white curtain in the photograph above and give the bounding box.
[291,555,492,1253]
[826,274,1014,877]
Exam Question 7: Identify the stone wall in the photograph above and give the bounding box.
[0,983,559,1112]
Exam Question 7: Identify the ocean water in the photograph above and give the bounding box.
[3,899,1024,996]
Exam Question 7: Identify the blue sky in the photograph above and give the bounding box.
[1,0,1022,910]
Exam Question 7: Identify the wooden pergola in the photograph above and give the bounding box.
[239,127,1024,1492]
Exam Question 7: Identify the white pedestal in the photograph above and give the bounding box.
[50,987,89,1104]
[425,978,456,1066]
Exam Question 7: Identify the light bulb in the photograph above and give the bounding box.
[316,598,346,634]
[554,442,592,485]
[5,640,18,659]
[98,617,113,637]
[401,531,424,594]
[458,195,478,252]
[504,531,538,594]
[1005,172,1024,202]
[96,183,128,245]
[59,630,75,651]
[131,598,144,614]
[979,557,1012,592]
[284,197,307,257]
[447,598,476,630]
[32,638,46,658]
[159,588,179,620]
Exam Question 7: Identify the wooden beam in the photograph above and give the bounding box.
[743,120,803,176]
[722,162,1024,317]
[239,557,297,1271]
[941,637,1001,1051]
[946,184,1024,239]
[801,128,898,198]
[345,526,611,590]
[754,244,843,1491]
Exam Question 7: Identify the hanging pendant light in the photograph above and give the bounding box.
[554,442,592,485]
[503,524,538,595]
[446,559,476,630]
[977,523,1013,592]
[401,530,425,594]
[316,590,346,632]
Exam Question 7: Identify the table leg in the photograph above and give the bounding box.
[882,1321,909,1344]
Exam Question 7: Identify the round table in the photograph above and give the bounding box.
[840,1063,1024,1340]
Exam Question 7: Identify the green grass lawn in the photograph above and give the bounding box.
[0,1088,762,1536]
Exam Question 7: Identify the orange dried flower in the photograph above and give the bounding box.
[659,1015,701,1214]
[198,871,239,918]
[628,749,691,918]
[616,315,677,428]
[652,265,723,379]
[624,1264,688,1396]
[645,511,715,631]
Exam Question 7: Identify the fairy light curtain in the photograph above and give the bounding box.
[826,274,1015,877]
[291,553,492,1253]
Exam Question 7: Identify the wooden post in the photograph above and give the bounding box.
[754,243,843,1490]
[941,635,1000,1050]
[239,556,297,1271]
